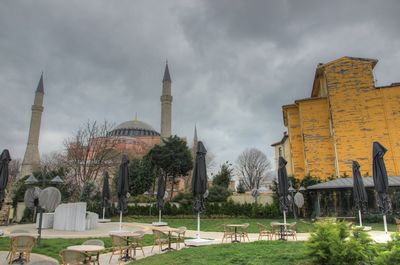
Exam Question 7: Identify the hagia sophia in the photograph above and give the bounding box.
[20,62,197,183]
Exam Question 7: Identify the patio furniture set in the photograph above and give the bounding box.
[222,222,297,243]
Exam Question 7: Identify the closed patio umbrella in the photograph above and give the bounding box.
[192,141,207,239]
[117,154,130,230]
[101,171,111,220]
[0,149,11,208]
[278,156,289,225]
[156,173,166,223]
[372,142,391,233]
[352,161,368,226]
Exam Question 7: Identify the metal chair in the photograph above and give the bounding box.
[257,223,271,240]
[130,230,146,257]
[108,235,130,263]
[60,249,89,265]
[151,229,169,253]
[7,235,36,264]
[82,239,104,265]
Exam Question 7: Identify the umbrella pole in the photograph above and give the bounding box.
[383,215,388,234]
[102,207,105,220]
[119,211,122,231]
[197,212,200,239]
[159,209,161,223]
[358,210,362,227]
[283,211,287,225]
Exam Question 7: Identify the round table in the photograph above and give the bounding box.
[154,227,179,251]
[271,223,287,240]
[109,231,141,261]
[67,245,105,252]
[67,245,105,265]
[226,224,246,243]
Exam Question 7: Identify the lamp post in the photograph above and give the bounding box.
[25,174,63,245]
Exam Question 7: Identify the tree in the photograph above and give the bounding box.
[212,161,233,189]
[128,157,156,196]
[63,120,121,185]
[236,148,272,191]
[146,136,193,200]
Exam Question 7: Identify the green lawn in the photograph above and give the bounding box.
[129,241,308,265]
[117,216,398,233]
[0,235,154,262]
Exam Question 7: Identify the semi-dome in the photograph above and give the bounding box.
[108,119,160,137]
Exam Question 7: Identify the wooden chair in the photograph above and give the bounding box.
[221,225,235,243]
[108,234,130,263]
[172,226,187,249]
[82,239,104,265]
[285,222,297,240]
[60,249,89,265]
[257,223,271,240]
[239,223,250,242]
[395,218,400,232]
[130,230,146,257]
[151,229,169,253]
[8,235,36,264]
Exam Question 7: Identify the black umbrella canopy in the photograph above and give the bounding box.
[102,171,111,208]
[157,173,166,210]
[372,142,391,215]
[117,154,130,214]
[0,149,11,207]
[352,161,368,212]
[277,156,289,212]
[192,141,207,214]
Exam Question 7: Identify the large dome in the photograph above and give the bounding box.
[108,119,160,137]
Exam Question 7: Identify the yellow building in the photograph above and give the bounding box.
[271,132,293,176]
[275,56,400,180]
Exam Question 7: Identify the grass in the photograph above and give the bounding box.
[117,216,399,233]
[129,240,308,265]
[0,235,155,262]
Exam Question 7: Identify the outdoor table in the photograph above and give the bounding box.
[156,226,179,251]
[226,224,246,243]
[67,245,105,264]
[272,223,287,240]
[109,231,141,261]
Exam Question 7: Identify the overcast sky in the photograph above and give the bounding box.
[1,0,399,173]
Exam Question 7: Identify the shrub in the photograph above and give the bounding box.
[207,186,232,202]
[305,222,375,265]
[375,233,400,265]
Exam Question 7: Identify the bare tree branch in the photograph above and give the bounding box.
[63,120,121,186]
[235,148,272,191]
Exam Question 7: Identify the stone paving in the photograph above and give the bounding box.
[0,222,394,265]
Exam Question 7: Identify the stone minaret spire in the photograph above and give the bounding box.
[160,61,172,138]
[186,125,199,190]
[21,74,44,177]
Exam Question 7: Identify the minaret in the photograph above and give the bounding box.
[160,61,172,138]
[186,125,199,190]
[20,74,44,177]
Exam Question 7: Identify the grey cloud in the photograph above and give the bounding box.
[1,0,399,174]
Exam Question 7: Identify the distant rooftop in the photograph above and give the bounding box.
[307,176,400,190]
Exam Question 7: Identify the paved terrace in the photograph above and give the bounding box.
[0,222,394,265]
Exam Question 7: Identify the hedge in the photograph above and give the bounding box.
[126,200,281,218]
